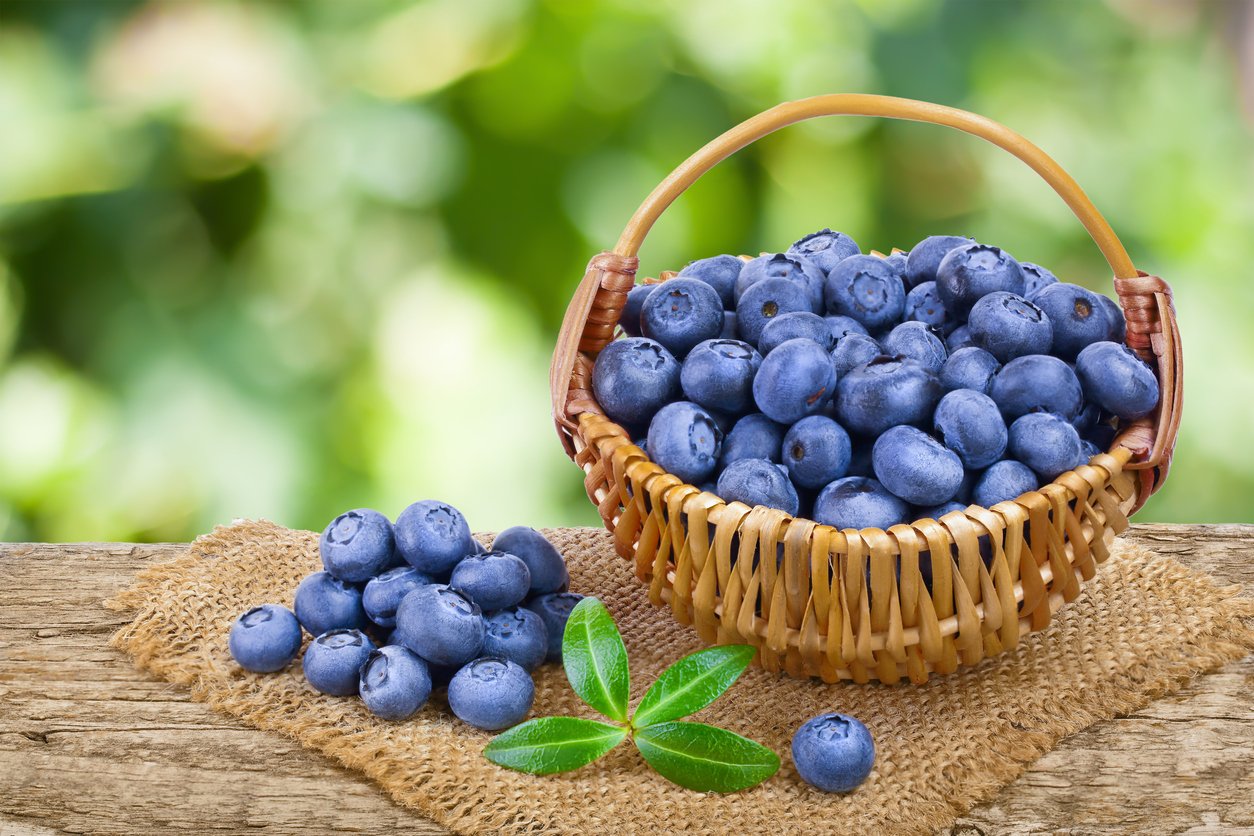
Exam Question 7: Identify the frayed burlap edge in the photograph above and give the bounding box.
[106,521,1254,836]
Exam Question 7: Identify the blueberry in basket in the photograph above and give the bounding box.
[588,231,1156,530]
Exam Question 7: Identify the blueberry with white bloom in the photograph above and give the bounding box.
[363,566,430,628]
[792,713,876,793]
[229,604,303,673]
[294,571,369,636]
[394,500,478,579]
[448,657,535,731]
[359,645,431,720]
[678,254,743,309]
[302,629,376,697]
[392,584,486,667]
[492,526,569,595]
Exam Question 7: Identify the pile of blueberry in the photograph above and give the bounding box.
[597,231,1160,529]
[227,502,584,731]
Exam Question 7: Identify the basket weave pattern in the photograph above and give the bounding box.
[550,96,1184,684]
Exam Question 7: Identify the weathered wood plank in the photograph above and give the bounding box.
[0,525,1249,835]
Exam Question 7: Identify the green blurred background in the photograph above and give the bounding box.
[1,0,1251,542]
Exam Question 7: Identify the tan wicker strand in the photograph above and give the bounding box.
[550,95,1180,683]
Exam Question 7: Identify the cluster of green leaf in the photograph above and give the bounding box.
[485,597,778,793]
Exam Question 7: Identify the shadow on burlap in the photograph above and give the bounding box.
[107,521,1254,835]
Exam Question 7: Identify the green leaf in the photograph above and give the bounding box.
[633,721,779,793]
[561,597,630,722]
[483,717,627,775]
[631,644,756,728]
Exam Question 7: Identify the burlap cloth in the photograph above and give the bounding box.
[108,521,1253,835]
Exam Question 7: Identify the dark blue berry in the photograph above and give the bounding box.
[968,291,1053,362]
[1075,341,1159,420]
[680,339,762,414]
[935,243,1026,316]
[392,584,486,667]
[881,321,947,373]
[782,415,852,490]
[812,477,909,530]
[787,228,861,274]
[229,604,303,673]
[824,314,869,343]
[678,254,743,309]
[526,592,586,662]
[319,509,396,583]
[1020,262,1059,299]
[294,571,368,636]
[482,607,549,671]
[933,389,1008,469]
[359,645,431,720]
[363,566,431,628]
[646,401,722,484]
[989,354,1084,421]
[759,311,835,354]
[831,333,881,376]
[939,346,1000,394]
[903,281,954,333]
[872,425,964,506]
[1031,282,1111,360]
[450,551,532,611]
[824,255,907,331]
[302,629,376,697]
[905,234,972,289]
[792,713,876,793]
[972,459,1039,506]
[752,338,837,425]
[945,324,976,352]
[394,500,477,579]
[640,278,725,358]
[735,253,825,312]
[591,337,681,429]
[716,457,800,515]
[1008,412,1086,480]
[834,356,942,437]
[620,284,654,337]
[718,413,786,468]
[448,657,535,731]
[736,276,814,345]
[491,526,568,595]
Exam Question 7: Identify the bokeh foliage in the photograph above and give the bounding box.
[0,0,1251,541]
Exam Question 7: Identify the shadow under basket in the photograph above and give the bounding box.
[549,94,1184,684]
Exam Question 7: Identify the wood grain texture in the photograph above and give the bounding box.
[0,525,1249,836]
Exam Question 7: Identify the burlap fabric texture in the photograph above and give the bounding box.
[108,521,1253,835]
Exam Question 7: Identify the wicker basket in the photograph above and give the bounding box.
[550,95,1183,684]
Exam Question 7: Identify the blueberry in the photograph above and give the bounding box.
[782,415,852,491]
[792,713,875,793]
[363,566,431,628]
[718,413,786,468]
[1008,412,1086,480]
[834,356,942,437]
[302,629,376,697]
[394,500,477,579]
[945,324,976,352]
[491,526,568,595]
[228,604,303,673]
[1075,341,1160,420]
[1020,262,1059,299]
[905,234,972,289]
[786,228,861,274]
[646,401,722,484]
[935,243,1026,316]
[450,551,532,611]
[1031,282,1111,360]
[831,333,882,376]
[824,254,907,331]
[1080,438,1103,459]
[939,346,1000,394]
[719,311,738,338]
[1096,294,1126,343]
[880,321,948,373]
[448,657,535,731]
[917,501,966,519]
[294,571,368,636]
[640,278,725,358]
[972,459,1039,506]
[813,476,909,530]
[1071,401,1101,435]
[736,276,814,345]
[679,339,762,414]
[903,281,954,333]
[933,389,1008,469]
[359,645,431,720]
[526,592,586,662]
[882,251,909,279]
[824,314,869,344]
[758,311,835,354]
[989,354,1084,421]
[318,509,396,583]
[735,253,825,312]
[872,425,964,506]
[620,284,654,337]
[482,607,549,671]
[392,584,486,667]
[715,458,800,515]
[967,291,1053,363]
[678,254,743,309]
[591,337,681,429]
[752,338,837,425]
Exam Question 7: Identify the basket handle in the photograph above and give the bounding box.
[553,95,1181,490]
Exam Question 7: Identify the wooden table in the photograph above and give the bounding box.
[1,524,1250,835]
